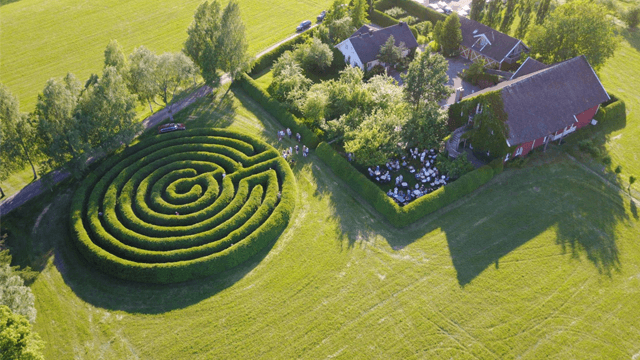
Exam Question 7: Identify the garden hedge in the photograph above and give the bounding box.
[594,94,625,125]
[70,128,297,284]
[235,73,320,149]
[316,142,500,227]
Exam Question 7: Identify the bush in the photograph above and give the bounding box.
[316,142,499,227]
[236,73,320,149]
[248,31,311,77]
[375,0,446,25]
[384,6,406,17]
[623,6,640,29]
[414,21,433,36]
[70,128,297,284]
[398,15,419,25]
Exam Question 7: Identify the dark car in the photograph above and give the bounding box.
[296,20,312,32]
[158,123,186,134]
[317,11,326,22]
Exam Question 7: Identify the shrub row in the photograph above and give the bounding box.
[316,142,500,227]
[235,73,320,149]
[375,0,445,26]
[594,95,625,125]
[70,129,297,284]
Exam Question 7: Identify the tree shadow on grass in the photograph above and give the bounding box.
[622,28,640,53]
[0,0,20,6]
[171,90,236,129]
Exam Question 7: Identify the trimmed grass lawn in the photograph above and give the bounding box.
[0,0,332,111]
[2,88,640,359]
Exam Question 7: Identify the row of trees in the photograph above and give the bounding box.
[316,0,370,45]
[1,0,250,196]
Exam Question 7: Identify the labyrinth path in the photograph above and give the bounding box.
[70,128,296,284]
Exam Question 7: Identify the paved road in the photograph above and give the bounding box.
[0,29,312,217]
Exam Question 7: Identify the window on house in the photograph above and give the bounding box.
[516,147,523,156]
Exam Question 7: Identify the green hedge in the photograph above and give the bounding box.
[235,72,320,149]
[70,128,297,284]
[375,0,445,25]
[594,95,625,125]
[316,142,500,227]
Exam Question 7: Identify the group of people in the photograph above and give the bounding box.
[366,147,452,206]
[278,128,302,143]
[282,144,309,164]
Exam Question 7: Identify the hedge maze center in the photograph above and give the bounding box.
[70,128,296,284]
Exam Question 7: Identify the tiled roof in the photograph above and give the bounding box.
[459,16,521,62]
[348,22,418,64]
[510,57,548,79]
[464,56,610,145]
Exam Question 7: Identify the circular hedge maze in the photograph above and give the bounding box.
[70,128,296,284]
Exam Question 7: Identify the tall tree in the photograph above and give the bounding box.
[0,264,37,324]
[0,305,44,360]
[155,53,197,121]
[377,35,404,68]
[499,0,517,33]
[401,50,451,111]
[433,20,444,50]
[103,39,128,75]
[402,101,448,149]
[526,0,618,70]
[441,13,463,57]
[216,0,249,97]
[128,46,159,113]
[34,73,88,177]
[535,0,551,25]
[483,0,502,28]
[294,37,334,73]
[470,0,485,21]
[351,0,369,29]
[325,0,350,24]
[78,67,140,153]
[515,0,534,39]
[0,85,38,180]
[184,0,223,86]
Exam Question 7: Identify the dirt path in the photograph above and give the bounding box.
[0,29,313,217]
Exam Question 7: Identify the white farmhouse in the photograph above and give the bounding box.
[335,22,419,71]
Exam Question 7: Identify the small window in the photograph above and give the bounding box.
[516,147,523,156]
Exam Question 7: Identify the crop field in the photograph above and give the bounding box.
[0,0,331,111]
[2,87,639,359]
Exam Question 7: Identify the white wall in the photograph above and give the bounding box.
[336,39,364,70]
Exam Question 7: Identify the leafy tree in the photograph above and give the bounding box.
[272,51,299,77]
[515,0,534,39]
[217,0,250,86]
[402,101,448,149]
[401,50,451,110]
[414,21,433,37]
[351,0,369,28]
[294,37,334,73]
[623,6,640,29]
[483,0,502,29]
[535,0,551,25]
[34,73,88,177]
[328,16,355,44]
[470,0,485,21]
[499,0,517,33]
[0,85,39,180]
[344,106,408,165]
[0,264,37,324]
[103,39,128,75]
[155,52,197,121]
[325,0,350,23]
[377,35,406,68]
[0,305,44,360]
[302,91,328,129]
[128,45,159,113]
[441,13,463,57]
[268,62,312,112]
[77,66,140,153]
[433,20,444,51]
[184,0,223,86]
[526,0,618,70]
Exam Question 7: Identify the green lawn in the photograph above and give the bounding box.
[2,87,640,359]
[0,0,331,111]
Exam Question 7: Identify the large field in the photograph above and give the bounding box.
[2,1,640,358]
[0,0,331,111]
[2,85,640,358]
